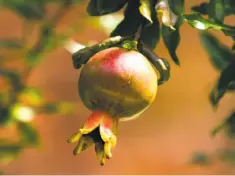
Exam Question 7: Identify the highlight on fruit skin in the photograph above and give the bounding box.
[68,47,158,165]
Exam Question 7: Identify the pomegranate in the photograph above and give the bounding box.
[68,47,158,165]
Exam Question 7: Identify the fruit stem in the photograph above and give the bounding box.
[139,42,171,85]
[134,25,143,41]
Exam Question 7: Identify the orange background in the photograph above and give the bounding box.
[0,0,235,174]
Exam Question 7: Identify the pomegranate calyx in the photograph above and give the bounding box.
[67,111,118,165]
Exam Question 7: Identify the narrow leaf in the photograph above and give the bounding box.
[228,81,235,91]
[111,1,142,37]
[226,111,235,138]
[140,17,160,49]
[139,0,153,23]
[111,0,160,50]
[209,88,226,108]
[211,121,226,137]
[208,0,225,23]
[224,0,235,16]
[192,1,235,17]
[232,43,235,51]
[0,108,11,126]
[200,32,233,70]
[210,63,235,106]
[218,63,235,91]
[183,13,235,36]
[162,24,181,65]
[168,0,185,15]
[191,3,209,15]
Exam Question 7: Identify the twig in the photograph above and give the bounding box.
[134,25,143,41]
[71,35,134,69]
[23,0,73,80]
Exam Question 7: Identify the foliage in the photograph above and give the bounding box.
[0,0,235,170]
[0,0,79,167]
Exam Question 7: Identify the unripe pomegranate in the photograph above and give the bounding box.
[68,47,158,165]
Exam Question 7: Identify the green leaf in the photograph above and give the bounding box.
[209,88,225,108]
[226,111,235,138]
[17,122,39,147]
[140,1,160,49]
[210,63,235,106]
[232,43,235,51]
[191,3,208,15]
[140,18,160,49]
[111,0,160,50]
[228,81,235,91]
[168,0,184,15]
[0,140,23,164]
[162,24,181,65]
[192,1,235,17]
[0,39,23,49]
[200,32,233,71]
[208,0,225,23]
[111,1,143,37]
[0,108,11,127]
[87,0,127,16]
[211,112,235,138]
[139,0,153,24]
[218,63,235,91]
[183,13,235,36]
[184,13,219,30]
[211,111,235,138]
[211,121,225,137]
[1,0,45,20]
[224,0,235,16]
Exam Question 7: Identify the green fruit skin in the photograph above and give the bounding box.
[78,47,158,120]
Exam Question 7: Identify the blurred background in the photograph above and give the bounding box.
[0,0,235,174]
